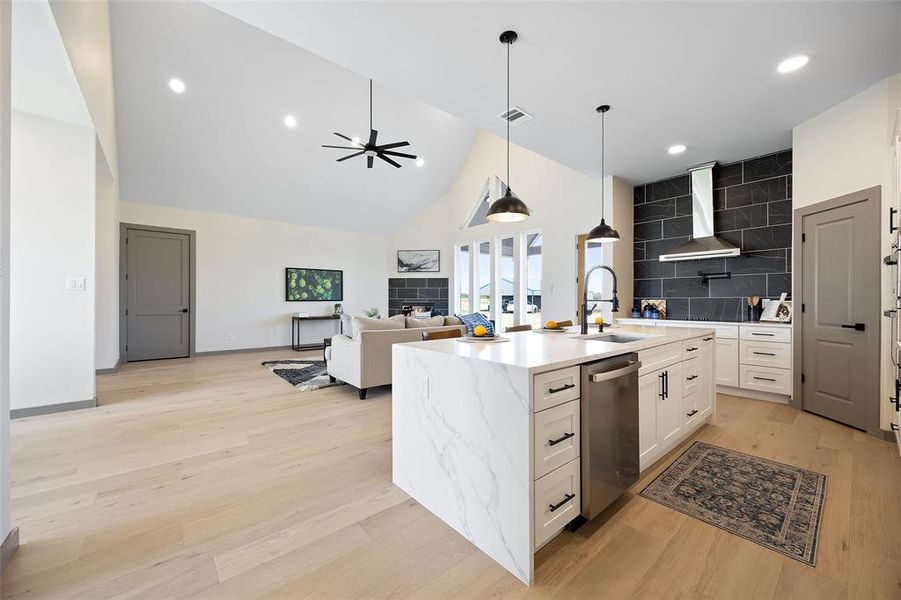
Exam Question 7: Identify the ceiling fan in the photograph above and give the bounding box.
[322,79,417,169]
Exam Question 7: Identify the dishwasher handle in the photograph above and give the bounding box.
[589,360,641,383]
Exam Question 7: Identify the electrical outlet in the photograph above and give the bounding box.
[66,278,86,291]
[226,332,236,341]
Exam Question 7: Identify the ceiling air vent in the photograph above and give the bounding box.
[497,105,533,125]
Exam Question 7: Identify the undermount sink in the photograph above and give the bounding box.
[577,333,660,343]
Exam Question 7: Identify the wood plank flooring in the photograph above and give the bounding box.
[2,349,900,599]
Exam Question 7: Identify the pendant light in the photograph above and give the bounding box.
[487,30,532,223]
[586,105,620,242]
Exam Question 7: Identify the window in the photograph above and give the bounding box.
[458,244,470,313]
[463,176,506,229]
[478,241,491,318]
[498,236,515,331]
[525,232,542,327]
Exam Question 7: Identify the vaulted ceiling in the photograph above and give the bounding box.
[111,1,901,235]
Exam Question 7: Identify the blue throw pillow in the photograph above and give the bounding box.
[456,313,494,336]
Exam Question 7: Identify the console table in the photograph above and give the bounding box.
[291,315,342,351]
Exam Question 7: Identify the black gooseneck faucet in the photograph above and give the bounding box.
[581,264,619,334]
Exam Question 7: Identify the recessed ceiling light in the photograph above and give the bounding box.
[283,114,297,129]
[777,55,809,74]
[168,78,185,94]
[668,144,687,155]
[415,157,425,168]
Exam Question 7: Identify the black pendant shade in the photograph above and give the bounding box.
[586,217,620,243]
[486,29,531,223]
[487,187,531,223]
[587,104,619,243]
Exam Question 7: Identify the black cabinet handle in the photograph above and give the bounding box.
[841,323,866,331]
[685,347,698,352]
[686,374,698,381]
[891,207,898,234]
[548,493,575,513]
[548,383,575,394]
[753,376,777,382]
[659,372,666,400]
[750,332,774,336]
[752,351,776,356]
[892,379,900,411]
[548,432,576,446]
[686,409,699,417]
[180,308,189,313]
[891,423,900,431]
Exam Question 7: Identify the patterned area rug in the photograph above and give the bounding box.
[261,359,344,391]
[640,441,826,566]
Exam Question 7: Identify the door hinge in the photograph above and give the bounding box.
[801,233,806,242]
[125,309,128,316]
[801,303,805,313]
[801,373,805,383]
[125,273,128,280]
[125,344,128,351]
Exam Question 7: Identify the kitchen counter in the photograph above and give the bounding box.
[398,324,714,377]
[392,324,715,584]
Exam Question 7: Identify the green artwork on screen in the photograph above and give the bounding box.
[285,268,343,302]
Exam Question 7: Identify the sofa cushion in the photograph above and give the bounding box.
[456,313,494,336]
[444,316,463,326]
[405,316,445,328]
[351,315,404,340]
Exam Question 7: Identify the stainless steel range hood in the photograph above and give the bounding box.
[658,161,740,262]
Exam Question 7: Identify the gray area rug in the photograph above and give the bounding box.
[640,441,826,566]
[261,359,344,391]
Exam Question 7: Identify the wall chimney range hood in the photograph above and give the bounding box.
[658,161,740,262]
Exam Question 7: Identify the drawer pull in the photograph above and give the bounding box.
[686,374,698,381]
[703,337,714,341]
[686,409,699,417]
[750,332,774,336]
[752,351,776,356]
[892,423,900,431]
[753,376,777,382]
[548,383,575,394]
[548,432,576,447]
[548,493,576,513]
[685,347,698,352]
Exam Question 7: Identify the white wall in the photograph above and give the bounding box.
[95,140,118,370]
[0,0,12,550]
[390,130,632,324]
[10,111,95,412]
[121,202,389,352]
[793,72,901,431]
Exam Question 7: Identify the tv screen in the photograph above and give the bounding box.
[285,268,343,302]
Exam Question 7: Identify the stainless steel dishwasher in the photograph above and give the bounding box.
[578,353,641,521]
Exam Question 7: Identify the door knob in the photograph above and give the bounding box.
[181,308,189,313]
[840,323,865,331]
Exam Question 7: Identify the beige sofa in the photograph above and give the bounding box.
[326,315,466,399]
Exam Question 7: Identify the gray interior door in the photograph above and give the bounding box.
[125,228,190,361]
[801,194,879,430]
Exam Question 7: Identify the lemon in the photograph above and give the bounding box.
[594,316,604,325]
[545,320,558,330]
[473,325,487,337]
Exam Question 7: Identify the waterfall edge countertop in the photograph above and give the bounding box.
[396,323,716,375]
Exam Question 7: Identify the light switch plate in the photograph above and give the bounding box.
[66,278,86,291]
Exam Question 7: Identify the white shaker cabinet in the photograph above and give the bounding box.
[715,338,740,387]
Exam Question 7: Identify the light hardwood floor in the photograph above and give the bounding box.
[3,349,901,599]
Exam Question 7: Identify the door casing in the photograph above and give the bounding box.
[791,187,882,436]
[119,223,196,362]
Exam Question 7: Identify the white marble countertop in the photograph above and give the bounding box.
[616,317,792,328]
[397,324,715,375]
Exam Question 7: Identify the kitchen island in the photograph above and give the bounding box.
[391,324,716,584]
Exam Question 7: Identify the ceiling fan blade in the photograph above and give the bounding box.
[381,150,416,160]
[378,154,402,168]
[332,132,355,143]
[337,151,365,162]
[368,129,378,146]
[322,145,361,150]
[376,141,410,150]
[367,155,374,169]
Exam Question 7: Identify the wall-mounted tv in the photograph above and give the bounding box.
[285,268,343,302]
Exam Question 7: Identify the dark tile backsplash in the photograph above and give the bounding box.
[388,278,449,317]
[633,149,792,322]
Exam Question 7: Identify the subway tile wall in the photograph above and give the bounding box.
[633,149,792,321]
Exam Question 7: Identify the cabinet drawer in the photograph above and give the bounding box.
[534,399,580,479]
[534,366,580,412]
[638,342,681,376]
[740,364,792,395]
[740,326,791,343]
[682,357,700,396]
[534,458,581,550]
[683,392,701,427]
[682,338,704,361]
[740,339,791,367]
